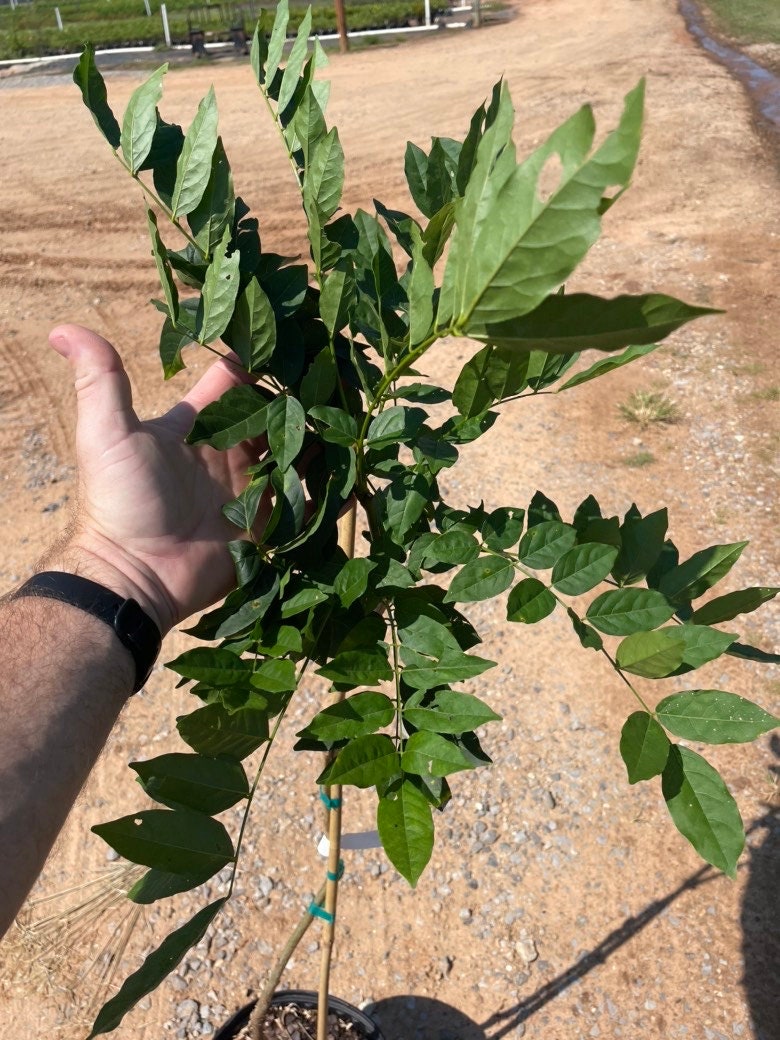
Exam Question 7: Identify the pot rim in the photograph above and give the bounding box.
[212,988,384,1040]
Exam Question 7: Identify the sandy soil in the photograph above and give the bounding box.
[0,1,778,1038]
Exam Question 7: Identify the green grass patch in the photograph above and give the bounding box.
[701,0,780,45]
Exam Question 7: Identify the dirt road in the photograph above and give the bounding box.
[0,1,778,1038]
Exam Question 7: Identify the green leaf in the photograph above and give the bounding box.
[615,630,686,678]
[317,734,401,788]
[377,779,433,886]
[300,350,338,412]
[670,624,736,671]
[334,557,376,608]
[400,647,496,690]
[442,80,645,329]
[452,344,529,418]
[444,556,514,603]
[527,491,562,526]
[278,7,312,114]
[317,649,392,687]
[517,521,577,569]
[297,691,395,743]
[127,867,213,905]
[87,899,225,1038]
[586,588,676,636]
[92,809,233,876]
[167,647,252,686]
[402,731,473,777]
[465,293,715,355]
[250,14,269,85]
[222,476,268,531]
[619,711,670,783]
[367,406,426,448]
[507,578,556,624]
[726,642,780,664]
[656,690,779,744]
[551,542,618,595]
[186,384,268,449]
[229,276,277,372]
[158,318,193,380]
[658,542,748,605]
[567,607,603,650]
[423,530,480,567]
[482,507,525,551]
[131,754,249,814]
[146,209,178,321]
[171,86,220,218]
[305,127,344,224]
[177,703,269,759]
[188,137,234,255]
[320,262,355,337]
[403,689,501,734]
[612,506,668,586]
[559,341,661,390]
[309,405,358,446]
[662,746,744,877]
[264,0,290,89]
[407,226,435,347]
[691,587,779,625]
[379,472,430,541]
[251,658,297,694]
[198,227,241,344]
[74,45,121,149]
[121,64,167,174]
[267,395,306,471]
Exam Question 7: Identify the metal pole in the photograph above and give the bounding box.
[472,0,482,28]
[333,0,349,54]
[143,0,151,16]
[424,0,431,27]
[55,6,63,30]
[160,2,171,46]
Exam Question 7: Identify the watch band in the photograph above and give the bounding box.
[15,571,162,693]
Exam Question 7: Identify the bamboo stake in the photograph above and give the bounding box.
[316,503,356,1040]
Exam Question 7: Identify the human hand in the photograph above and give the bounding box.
[44,324,261,635]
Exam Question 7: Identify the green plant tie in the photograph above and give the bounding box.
[319,789,342,810]
[308,902,334,923]
[327,860,345,882]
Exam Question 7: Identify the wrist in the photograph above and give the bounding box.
[40,534,175,636]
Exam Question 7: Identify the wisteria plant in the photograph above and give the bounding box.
[72,5,779,1037]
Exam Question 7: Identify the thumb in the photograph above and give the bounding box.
[49,324,138,443]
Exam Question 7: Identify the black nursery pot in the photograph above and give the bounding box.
[213,989,385,1040]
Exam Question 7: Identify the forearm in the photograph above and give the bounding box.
[0,593,135,935]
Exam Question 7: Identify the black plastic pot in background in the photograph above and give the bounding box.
[213,989,385,1040]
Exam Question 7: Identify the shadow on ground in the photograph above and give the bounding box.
[365,996,486,1040]
[741,734,780,1040]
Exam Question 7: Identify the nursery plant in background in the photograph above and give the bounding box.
[71,3,779,1036]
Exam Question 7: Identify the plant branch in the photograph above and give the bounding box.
[114,152,205,256]
[248,880,328,1040]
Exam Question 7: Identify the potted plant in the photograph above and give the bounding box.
[70,3,778,1037]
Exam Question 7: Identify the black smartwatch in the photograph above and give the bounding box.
[15,572,162,693]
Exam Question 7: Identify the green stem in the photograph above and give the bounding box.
[387,604,403,746]
[114,152,205,257]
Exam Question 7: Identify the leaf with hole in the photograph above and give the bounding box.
[92,809,233,875]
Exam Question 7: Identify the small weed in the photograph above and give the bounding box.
[619,389,680,426]
[730,360,765,377]
[750,385,780,402]
[623,450,655,467]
